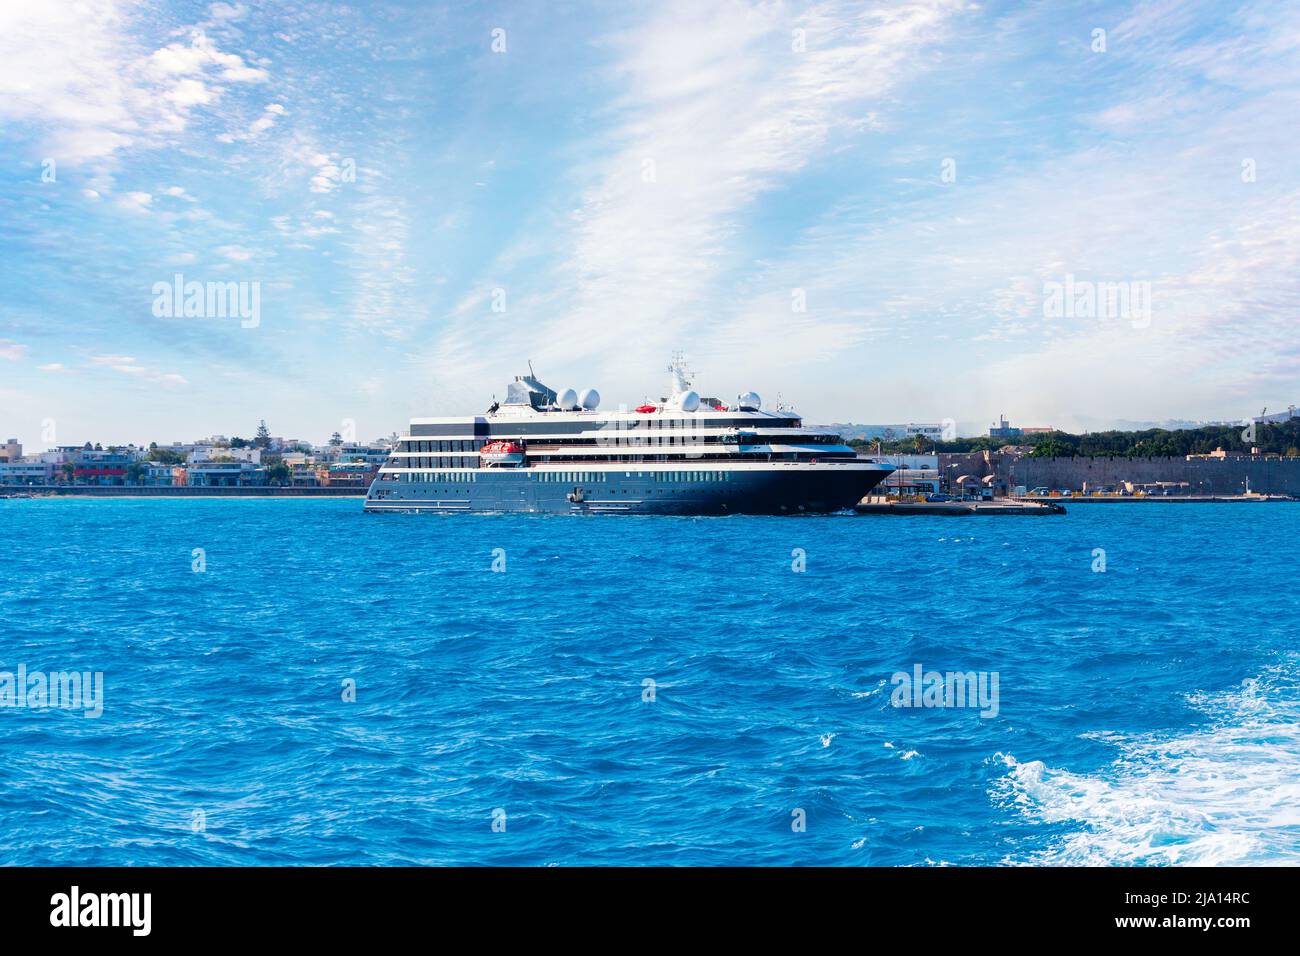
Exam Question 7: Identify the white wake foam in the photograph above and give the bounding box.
[992,658,1300,865]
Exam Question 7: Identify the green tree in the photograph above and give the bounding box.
[1030,438,1074,458]
[254,421,271,449]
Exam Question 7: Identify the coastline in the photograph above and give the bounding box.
[0,486,364,499]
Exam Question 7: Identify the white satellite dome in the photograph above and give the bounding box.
[556,387,579,410]
[579,387,600,411]
[737,391,762,410]
[677,390,701,412]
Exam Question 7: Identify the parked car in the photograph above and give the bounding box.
[925,493,956,502]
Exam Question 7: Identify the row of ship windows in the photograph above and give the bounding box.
[403,440,478,453]
[399,433,831,454]
[536,471,735,482]
[400,457,477,469]
[385,471,737,484]
[394,472,478,483]
[396,453,845,469]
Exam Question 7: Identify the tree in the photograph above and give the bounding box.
[329,431,343,447]
[147,448,185,465]
[230,436,249,449]
[61,462,76,484]
[254,420,271,449]
[1030,438,1074,458]
[126,462,144,483]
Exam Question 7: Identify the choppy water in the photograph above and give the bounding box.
[0,498,1295,866]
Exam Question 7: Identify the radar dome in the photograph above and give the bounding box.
[737,391,762,410]
[677,390,701,412]
[579,388,601,411]
[556,388,579,410]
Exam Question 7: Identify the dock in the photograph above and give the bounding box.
[855,497,1065,516]
[1014,494,1295,504]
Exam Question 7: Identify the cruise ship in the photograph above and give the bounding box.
[364,359,893,514]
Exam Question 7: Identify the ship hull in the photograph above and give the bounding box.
[364,463,892,515]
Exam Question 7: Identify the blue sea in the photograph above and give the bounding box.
[1,498,1296,866]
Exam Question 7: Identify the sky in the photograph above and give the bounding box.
[1,0,1298,447]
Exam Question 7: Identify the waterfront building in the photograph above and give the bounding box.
[0,461,53,485]
[322,462,378,487]
[186,461,268,487]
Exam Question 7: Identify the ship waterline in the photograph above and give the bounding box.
[365,361,894,515]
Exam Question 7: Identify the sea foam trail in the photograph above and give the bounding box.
[993,659,1300,866]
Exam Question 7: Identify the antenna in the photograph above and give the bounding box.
[528,360,536,379]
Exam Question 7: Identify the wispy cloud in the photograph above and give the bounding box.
[426,0,970,398]
[0,0,267,170]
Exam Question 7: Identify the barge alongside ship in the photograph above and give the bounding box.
[364,359,893,515]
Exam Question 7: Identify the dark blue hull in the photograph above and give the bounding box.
[364,465,892,515]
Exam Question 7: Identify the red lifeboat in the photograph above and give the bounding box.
[479,440,526,467]
[635,404,657,414]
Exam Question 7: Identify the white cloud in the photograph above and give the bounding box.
[0,1,268,167]
[426,0,969,395]
[217,102,287,143]
[91,353,187,387]
[207,2,248,23]
[0,340,29,361]
[216,244,255,261]
[117,191,153,212]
